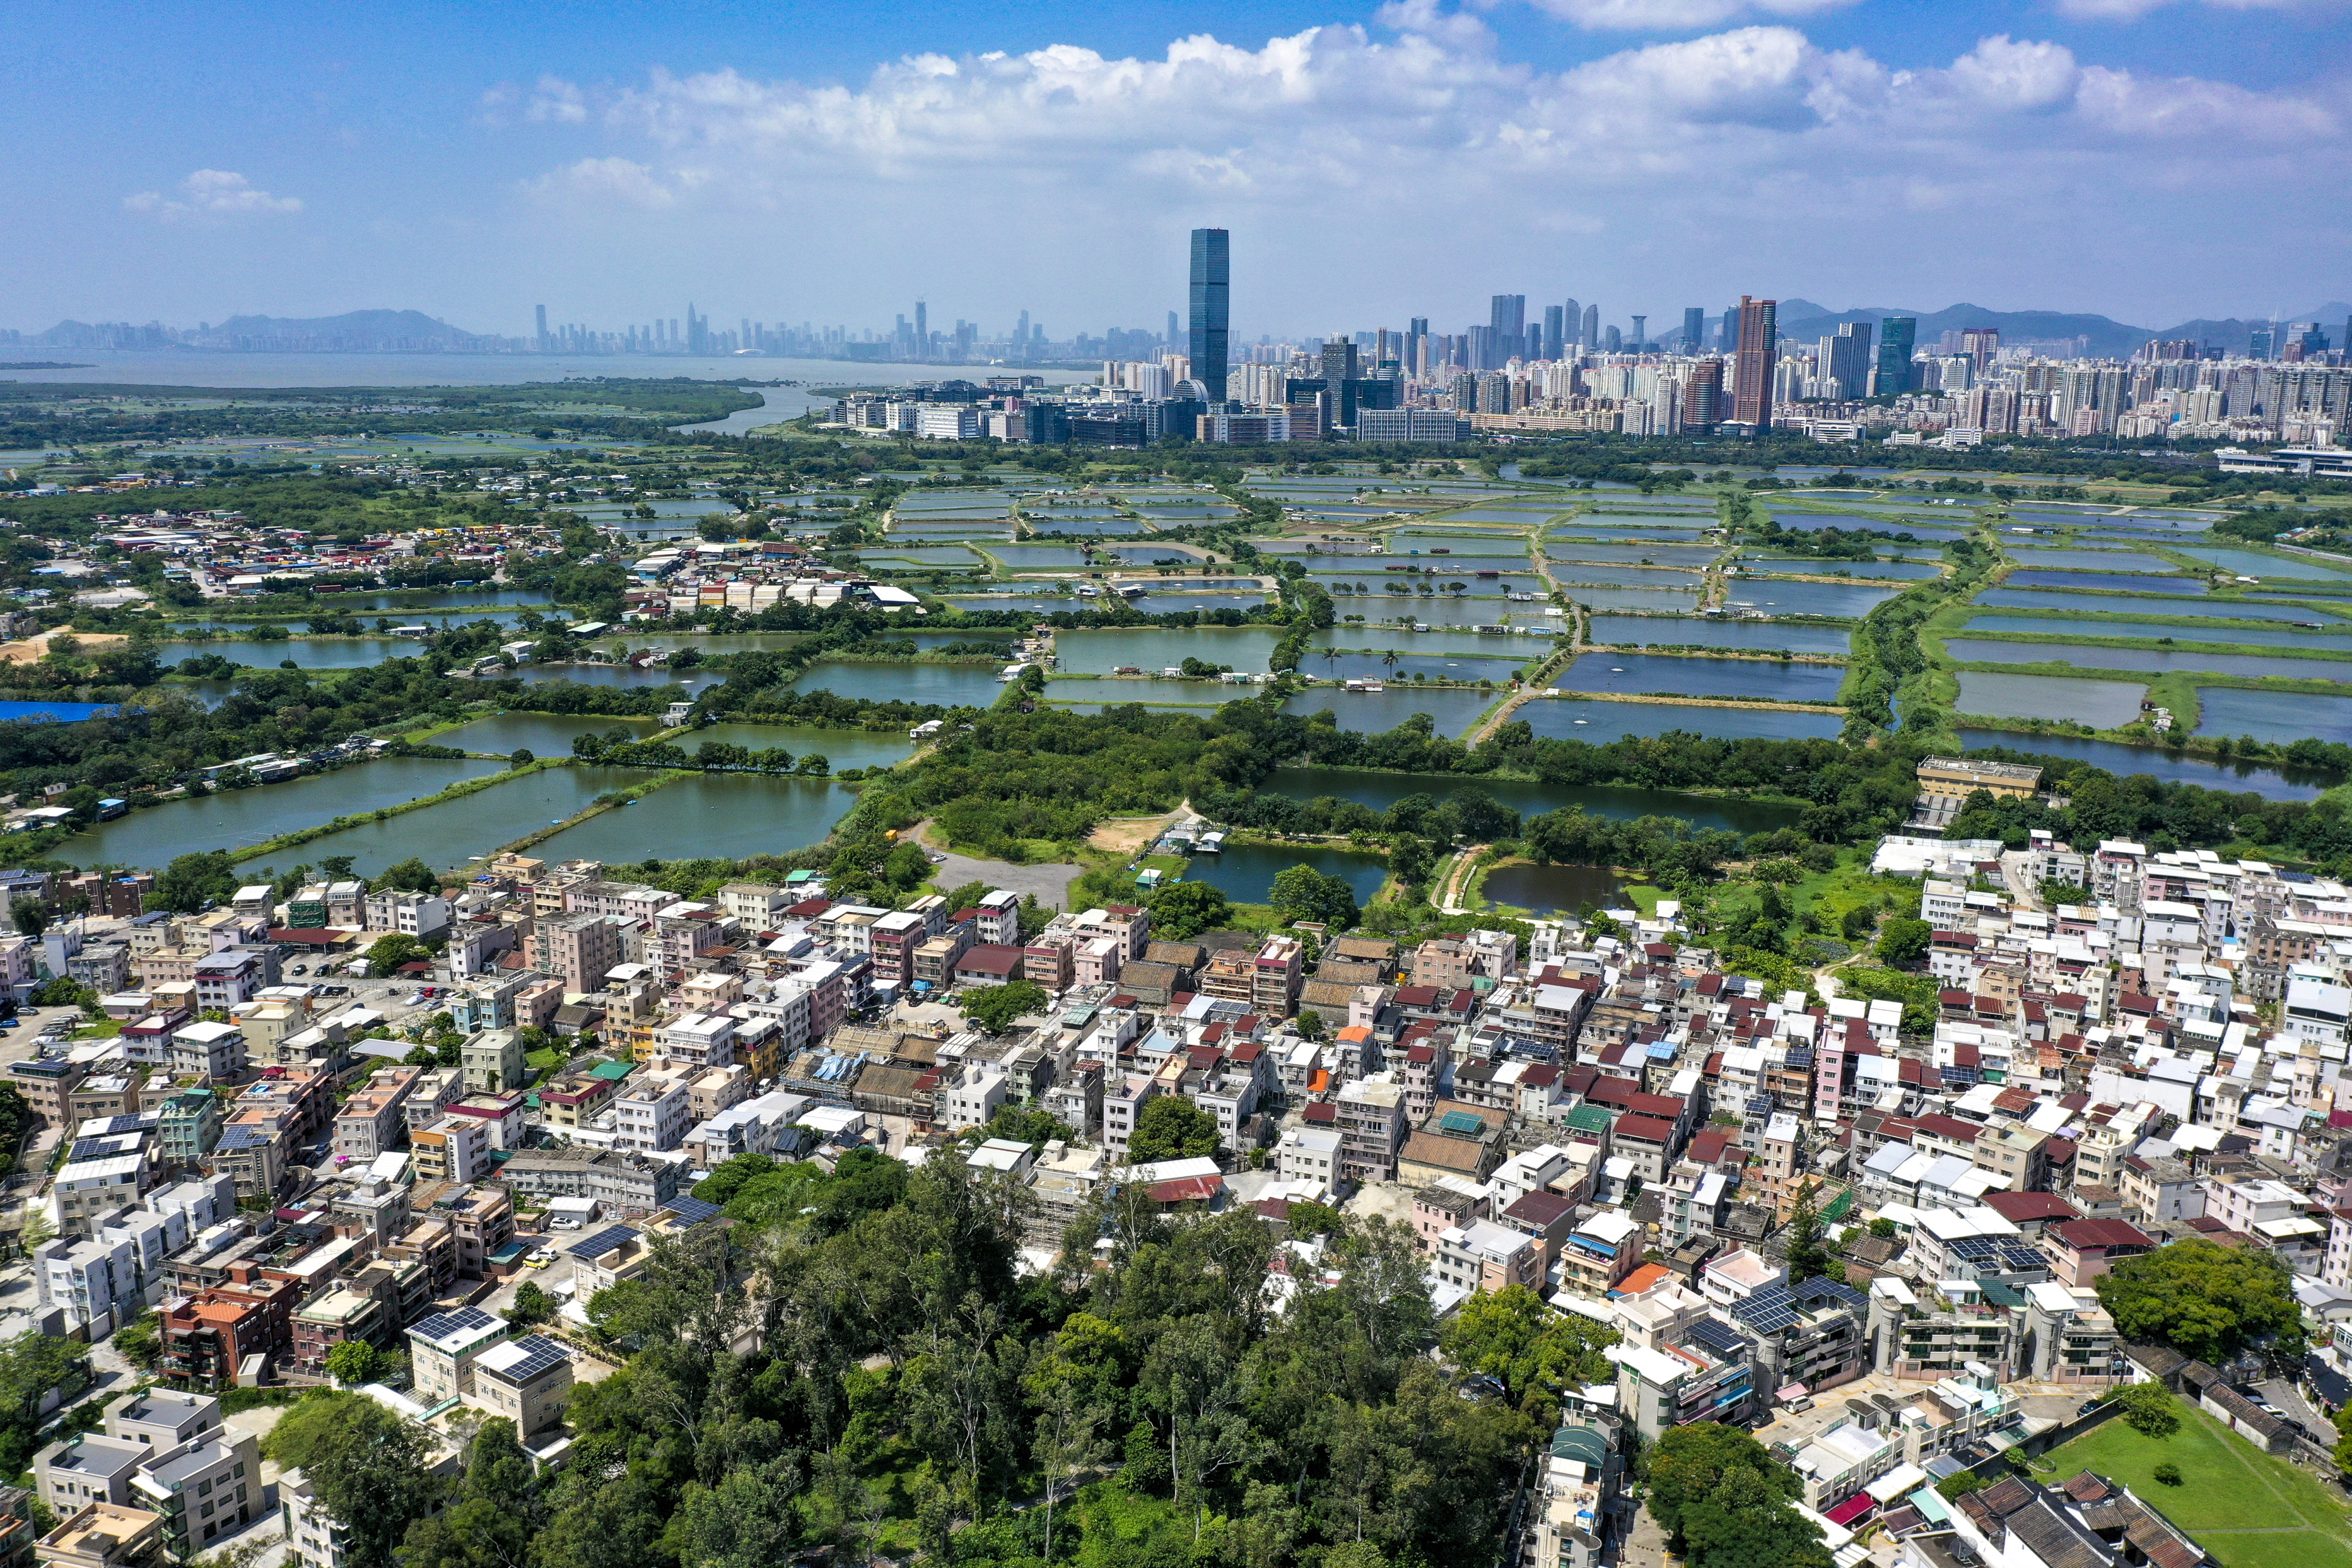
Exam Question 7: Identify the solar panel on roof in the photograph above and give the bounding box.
[566,1223,640,1261]
[1795,1275,1868,1313]
[496,1334,571,1382]
[663,1195,722,1227]
[1686,1318,1747,1358]
[413,1304,500,1343]
[1729,1280,1796,1334]
[1438,1110,1485,1135]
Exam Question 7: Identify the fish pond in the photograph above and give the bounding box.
[1519,698,1845,746]
[56,757,511,867]
[1941,640,2352,683]
[1952,728,2324,800]
[1559,653,1845,704]
[2195,686,2352,744]
[1955,671,2148,729]
[1585,616,1853,656]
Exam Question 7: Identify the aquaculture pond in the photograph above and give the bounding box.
[1480,863,1625,914]
[1952,728,2324,801]
[1177,844,1391,906]
[1955,671,2148,729]
[1280,685,1498,736]
[1561,587,1704,614]
[792,662,1010,707]
[2173,546,2352,579]
[1999,549,2177,571]
[2194,686,2352,744]
[1053,627,1282,674]
[1959,615,2352,651]
[1975,589,2346,624]
[1558,653,1845,704]
[676,725,914,769]
[984,544,1098,570]
[275,766,642,875]
[56,757,510,867]
[1256,766,1799,833]
[1548,526,1709,542]
[1543,542,1721,566]
[1717,582,1897,618]
[2003,571,2202,594]
[1300,651,1529,683]
[438,712,664,756]
[166,636,419,669]
[1544,566,1704,590]
[1519,698,1845,746]
[1941,640,2352,683]
[530,773,876,863]
[1584,616,1853,656]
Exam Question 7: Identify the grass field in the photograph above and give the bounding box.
[2036,1404,2352,1568]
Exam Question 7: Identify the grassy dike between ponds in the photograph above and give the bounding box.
[478,769,701,863]
[226,758,577,866]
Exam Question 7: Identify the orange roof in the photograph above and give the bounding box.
[1309,1068,1331,1093]
[1338,1025,1373,1042]
[1615,1262,1671,1297]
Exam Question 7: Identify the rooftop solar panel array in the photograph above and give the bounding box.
[495,1334,571,1382]
[566,1223,641,1262]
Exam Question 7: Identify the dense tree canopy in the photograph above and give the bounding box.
[2095,1239,2304,1365]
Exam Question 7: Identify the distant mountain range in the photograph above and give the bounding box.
[1767,299,2352,360]
[202,309,487,345]
[26,308,491,351]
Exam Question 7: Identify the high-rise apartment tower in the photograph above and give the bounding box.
[1732,296,1777,429]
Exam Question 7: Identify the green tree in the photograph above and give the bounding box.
[1148,879,1231,940]
[1389,833,1436,891]
[148,851,239,914]
[1679,1462,1834,1568]
[1875,917,1932,967]
[671,1457,804,1568]
[1269,864,1360,929]
[2107,1381,2180,1439]
[508,1281,557,1329]
[960,979,1047,1034]
[2095,1239,2304,1365]
[400,1418,543,1568]
[2153,1461,2183,1486]
[326,1339,384,1387]
[1127,1096,1220,1163]
[263,1391,441,1568]
[111,1310,162,1372]
[1441,1284,1616,1413]
[1640,1423,1800,1550]
[372,858,441,895]
[1783,1182,1828,1286]
[365,933,430,978]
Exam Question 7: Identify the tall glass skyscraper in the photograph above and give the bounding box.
[1875,315,1916,395]
[1188,228,1230,403]
[1682,307,1705,353]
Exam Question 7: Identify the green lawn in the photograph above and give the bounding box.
[2037,1404,2352,1568]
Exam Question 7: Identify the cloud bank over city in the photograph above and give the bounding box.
[11,0,2351,335]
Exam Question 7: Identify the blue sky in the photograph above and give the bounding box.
[8,0,2350,341]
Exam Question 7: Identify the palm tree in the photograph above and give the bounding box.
[1381,650,1400,673]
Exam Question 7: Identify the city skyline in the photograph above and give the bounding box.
[5,1,2349,335]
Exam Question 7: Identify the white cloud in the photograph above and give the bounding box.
[1504,0,1858,27]
[123,170,303,222]
[2055,0,2350,21]
[497,14,2344,326]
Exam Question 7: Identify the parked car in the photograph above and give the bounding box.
[526,1250,555,1268]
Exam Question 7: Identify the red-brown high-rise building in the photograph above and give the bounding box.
[1732,295,1776,430]
[1682,361,1724,431]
